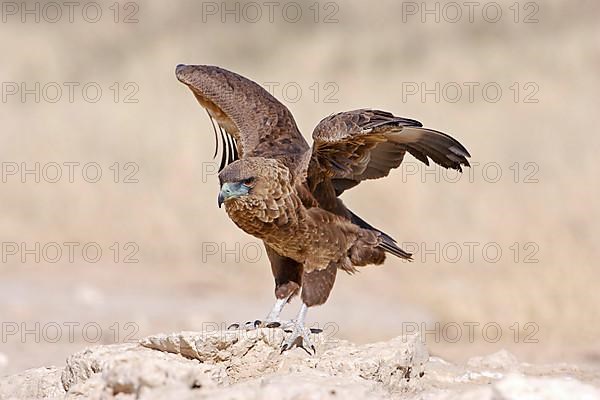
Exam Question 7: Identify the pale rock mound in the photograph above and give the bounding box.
[0,329,598,399]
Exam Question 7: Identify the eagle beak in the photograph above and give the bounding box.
[218,182,248,208]
[218,184,230,208]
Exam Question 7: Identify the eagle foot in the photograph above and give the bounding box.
[280,323,317,355]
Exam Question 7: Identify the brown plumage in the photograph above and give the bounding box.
[176,64,471,353]
[219,157,384,276]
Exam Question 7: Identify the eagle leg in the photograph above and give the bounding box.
[262,296,292,327]
[280,303,317,355]
[279,263,337,353]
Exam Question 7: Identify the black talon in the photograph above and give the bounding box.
[309,328,322,334]
[266,321,281,328]
[227,323,240,330]
[253,320,261,328]
[299,345,312,356]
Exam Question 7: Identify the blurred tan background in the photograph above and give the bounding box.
[1,0,599,375]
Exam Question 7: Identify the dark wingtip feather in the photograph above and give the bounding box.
[379,241,413,260]
[400,128,471,172]
[349,209,397,244]
[347,209,412,260]
[406,147,430,166]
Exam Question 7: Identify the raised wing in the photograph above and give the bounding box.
[309,109,470,195]
[176,64,309,173]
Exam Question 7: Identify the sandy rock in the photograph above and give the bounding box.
[443,373,600,400]
[0,366,65,399]
[140,329,427,386]
[0,329,598,399]
[494,373,600,400]
[61,342,226,397]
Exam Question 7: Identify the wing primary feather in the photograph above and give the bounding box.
[348,209,397,244]
[379,241,413,260]
[206,110,220,159]
[218,125,228,172]
[405,146,430,166]
[231,136,239,162]
[347,208,411,260]
[226,132,235,165]
[225,131,231,166]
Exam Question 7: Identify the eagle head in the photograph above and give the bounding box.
[217,157,292,215]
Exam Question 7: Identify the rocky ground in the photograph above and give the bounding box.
[1,329,599,400]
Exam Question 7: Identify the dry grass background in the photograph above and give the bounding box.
[1,0,599,374]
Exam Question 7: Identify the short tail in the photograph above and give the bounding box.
[349,209,412,260]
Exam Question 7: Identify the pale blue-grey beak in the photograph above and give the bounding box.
[218,182,249,208]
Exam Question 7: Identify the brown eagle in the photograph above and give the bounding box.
[176,64,470,353]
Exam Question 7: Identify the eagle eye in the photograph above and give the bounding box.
[241,177,255,186]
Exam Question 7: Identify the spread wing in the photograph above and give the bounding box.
[309,109,471,195]
[176,64,309,174]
